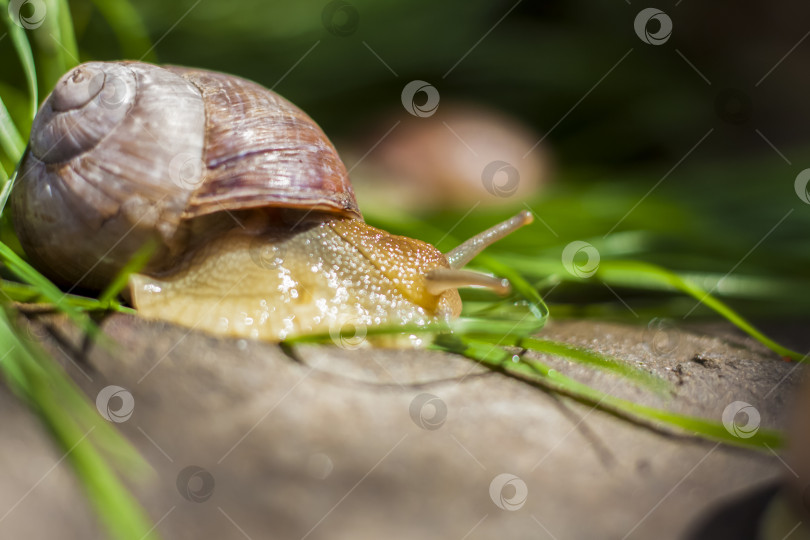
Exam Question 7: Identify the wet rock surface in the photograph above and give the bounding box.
[0,314,805,539]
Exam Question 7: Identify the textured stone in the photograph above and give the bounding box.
[0,314,804,539]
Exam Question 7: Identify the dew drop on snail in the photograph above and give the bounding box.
[143,283,162,294]
[217,317,230,332]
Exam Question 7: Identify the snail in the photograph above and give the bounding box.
[11,61,533,342]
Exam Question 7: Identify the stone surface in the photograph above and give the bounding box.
[0,313,805,540]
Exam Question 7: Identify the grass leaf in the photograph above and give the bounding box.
[1,278,135,313]
[98,238,157,306]
[32,0,79,92]
[0,306,158,540]
[90,0,156,61]
[466,332,670,394]
[0,168,16,214]
[55,0,80,67]
[0,240,97,336]
[446,335,783,450]
[0,93,26,163]
[0,0,39,119]
[596,261,807,361]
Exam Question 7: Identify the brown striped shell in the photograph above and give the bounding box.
[11,61,359,289]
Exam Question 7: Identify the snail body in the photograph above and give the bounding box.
[131,215,460,341]
[13,61,358,290]
[11,61,532,342]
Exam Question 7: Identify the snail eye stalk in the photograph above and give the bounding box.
[426,210,533,295]
[444,210,533,269]
[425,268,511,296]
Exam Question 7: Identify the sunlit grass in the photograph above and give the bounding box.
[442,333,783,449]
[0,309,158,540]
[0,4,159,539]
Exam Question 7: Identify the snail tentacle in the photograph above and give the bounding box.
[424,268,510,296]
[444,210,533,269]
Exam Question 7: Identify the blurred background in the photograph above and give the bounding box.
[2,0,809,332]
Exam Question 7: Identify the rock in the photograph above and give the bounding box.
[0,313,804,539]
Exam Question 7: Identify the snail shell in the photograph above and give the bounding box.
[11,61,359,290]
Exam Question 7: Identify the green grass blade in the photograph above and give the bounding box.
[0,0,39,119]
[451,313,545,339]
[55,0,79,66]
[1,279,135,313]
[465,332,669,394]
[0,307,159,540]
[498,252,809,302]
[597,261,806,361]
[0,93,26,162]
[284,321,452,346]
[447,336,783,450]
[0,240,97,336]
[32,0,79,92]
[494,252,806,360]
[283,293,547,346]
[98,239,157,306]
[0,168,15,214]
[472,253,549,320]
[90,0,155,61]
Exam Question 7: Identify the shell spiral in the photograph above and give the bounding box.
[11,61,359,290]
